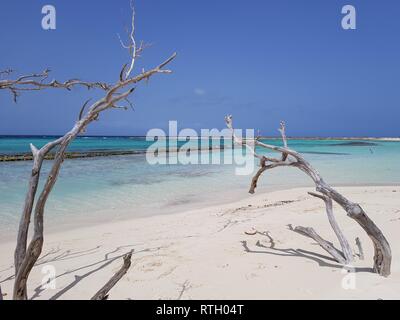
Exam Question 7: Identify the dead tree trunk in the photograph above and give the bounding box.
[225,115,391,276]
[315,181,391,276]
[5,5,176,300]
[91,251,133,300]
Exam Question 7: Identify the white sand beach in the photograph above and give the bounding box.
[0,185,399,300]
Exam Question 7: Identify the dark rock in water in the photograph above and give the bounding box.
[0,145,226,162]
[301,151,350,155]
[0,150,144,162]
[109,176,164,186]
[329,141,379,147]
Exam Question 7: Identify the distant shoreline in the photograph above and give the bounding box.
[0,135,399,141]
[1,136,399,162]
[264,137,400,141]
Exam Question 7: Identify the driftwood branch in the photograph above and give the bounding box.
[356,237,364,260]
[294,226,347,264]
[308,192,353,263]
[278,121,288,161]
[91,251,133,300]
[10,5,176,300]
[225,115,392,276]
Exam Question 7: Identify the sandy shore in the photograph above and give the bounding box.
[0,186,399,300]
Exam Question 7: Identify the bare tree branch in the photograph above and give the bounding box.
[294,226,347,264]
[117,0,151,80]
[249,161,296,194]
[0,69,110,102]
[225,115,392,276]
[91,251,133,300]
[356,237,364,260]
[278,121,288,161]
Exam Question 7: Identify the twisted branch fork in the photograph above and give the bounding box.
[224,115,391,276]
[117,0,152,80]
[224,115,297,194]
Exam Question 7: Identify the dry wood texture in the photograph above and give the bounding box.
[91,251,133,300]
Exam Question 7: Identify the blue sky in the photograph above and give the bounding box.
[0,0,399,137]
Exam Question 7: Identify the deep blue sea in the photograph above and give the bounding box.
[0,136,399,240]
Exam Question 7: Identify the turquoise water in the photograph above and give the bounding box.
[0,136,399,240]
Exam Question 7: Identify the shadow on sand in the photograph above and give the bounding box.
[28,244,166,300]
[240,230,373,273]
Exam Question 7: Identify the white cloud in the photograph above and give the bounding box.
[194,88,206,96]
